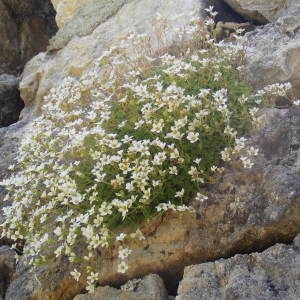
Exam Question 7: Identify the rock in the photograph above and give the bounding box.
[0,0,19,74]
[294,234,300,249]
[0,74,24,127]
[177,234,300,300]
[20,0,203,118]
[0,0,57,74]
[239,1,300,95]
[49,0,130,50]
[51,0,90,28]
[73,274,168,300]
[5,106,300,300]
[224,0,285,23]
[0,246,16,298]
[0,0,57,127]
[245,23,300,94]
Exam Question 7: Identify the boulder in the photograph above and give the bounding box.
[239,0,300,95]
[0,0,57,127]
[0,0,57,74]
[245,24,300,93]
[5,106,300,300]
[0,246,16,298]
[73,274,168,300]
[51,0,92,28]
[177,234,300,300]
[20,0,203,118]
[0,0,19,74]
[224,0,286,23]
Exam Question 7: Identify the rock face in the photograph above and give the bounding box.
[177,234,300,300]
[0,0,57,74]
[51,0,89,28]
[73,274,169,300]
[224,0,286,23]
[230,0,300,94]
[0,246,16,298]
[20,0,203,118]
[0,0,57,127]
[5,106,300,300]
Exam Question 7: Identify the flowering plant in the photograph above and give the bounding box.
[0,8,293,292]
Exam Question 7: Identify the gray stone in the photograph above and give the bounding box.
[241,0,300,95]
[0,0,19,74]
[177,234,300,300]
[0,246,16,298]
[49,0,130,50]
[0,0,57,75]
[20,0,203,118]
[73,274,168,300]
[224,0,286,23]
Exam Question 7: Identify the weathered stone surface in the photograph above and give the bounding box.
[5,106,300,300]
[49,0,130,50]
[224,0,286,23]
[240,1,300,95]
[73,274,168,300]
[177,234,300,300]
[0,74,23,127]
[0,0,57,74]
[20,0,203,118]
[0,246,16,298]
[51,0,97,29]
[245,23,300,93]
[0,0,19,74]
[0,0,57,127]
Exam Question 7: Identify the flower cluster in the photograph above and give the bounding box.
[0,9,293,292]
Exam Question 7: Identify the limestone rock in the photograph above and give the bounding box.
[0,0,19,74]
[0,0,57,127]
[245,23,300,93]
[0,246,16,298]
[224,0,286,23]
[20,0,203,118]
[0,0,57,74]
[73,274,168,300]
[0,74,23,127]
[239,1,300,94]
[177,234,300,300]
[5,106,300,300]
[51,0,90,28]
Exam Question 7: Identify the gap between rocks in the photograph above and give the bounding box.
[0,0,58,128]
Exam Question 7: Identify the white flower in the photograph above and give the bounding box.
[175,189,185,198]
[118,261,129,274]
[247,147,259,156]
[240,156,254,168]
[169,166,178,175]
[151,119,164,133]
[293,99,300,106]
[130,229,145,241]
[221,148,231,162]
[118,247,132,259]
[70,269,81,281]
[116,233,127,241]
[187,132,199,143]
[195,192,208,202]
